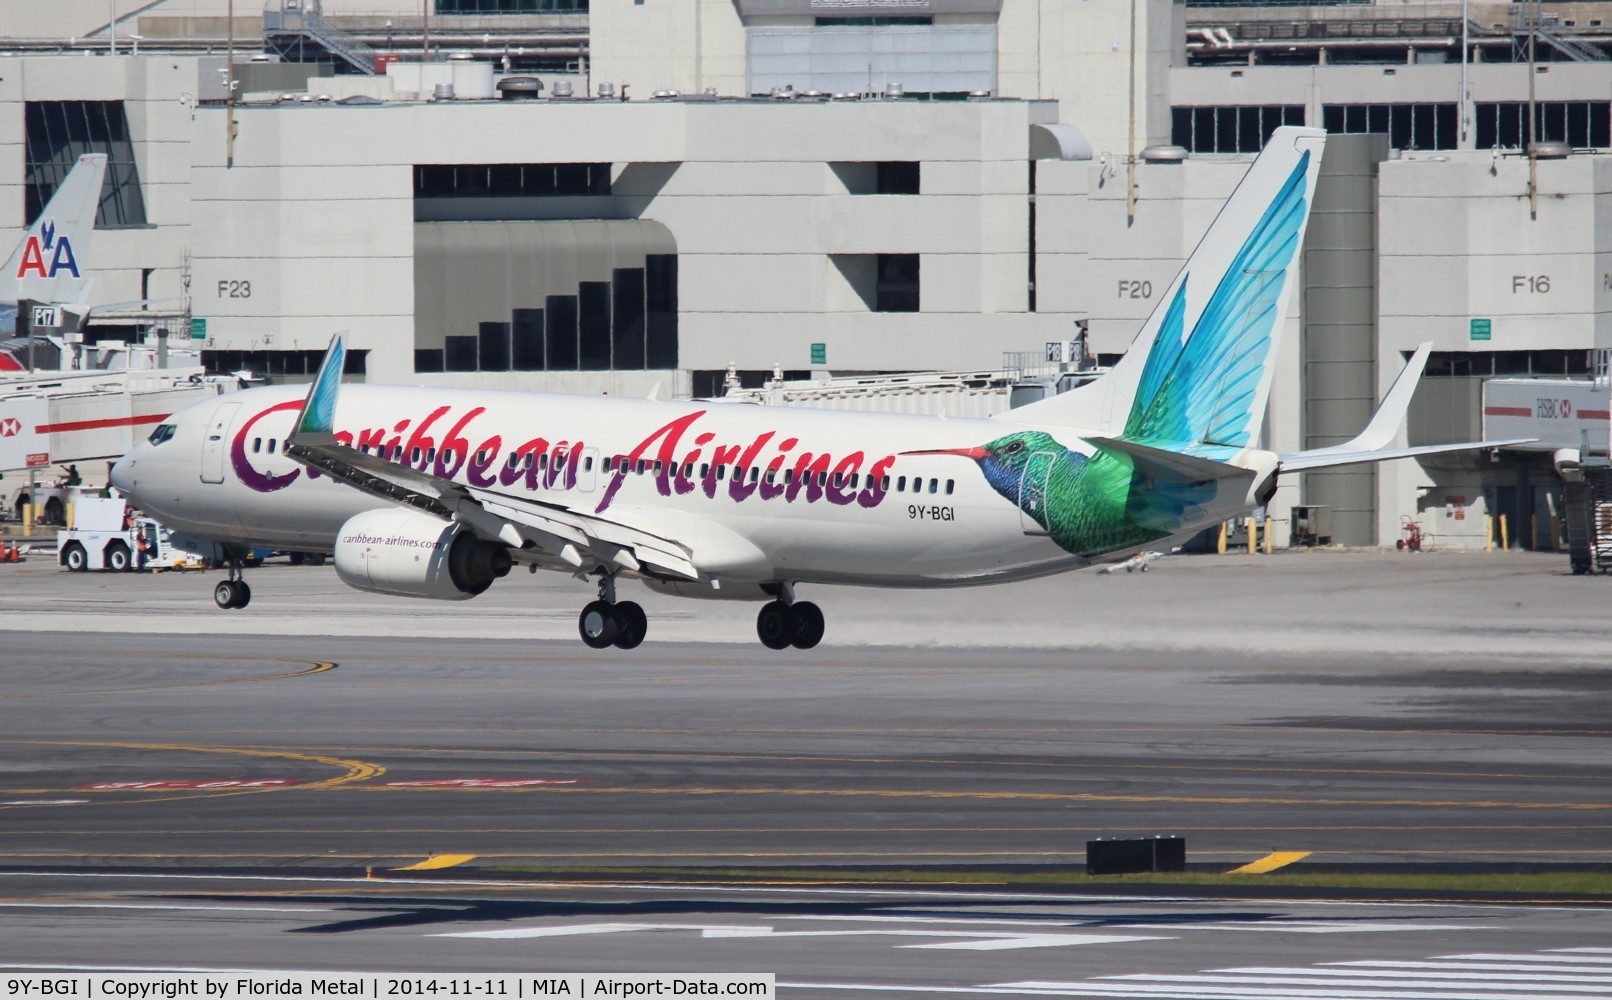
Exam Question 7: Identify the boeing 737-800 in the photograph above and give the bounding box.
[109,128,1517,650]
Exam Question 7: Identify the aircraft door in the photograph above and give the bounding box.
[1017,450,1057,535]
[576,447,599,492]
[199,401,241,485]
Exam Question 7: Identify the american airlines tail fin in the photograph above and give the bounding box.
[0,153,108,307]
[1007,127,1326,459]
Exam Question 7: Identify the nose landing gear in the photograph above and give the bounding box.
[756,590,824,651]
[577,572,648,650]
[212,548,253,610]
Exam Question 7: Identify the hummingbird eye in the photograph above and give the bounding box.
[1003,441,1025,455]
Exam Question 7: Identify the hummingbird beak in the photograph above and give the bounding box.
[901,446,989,459]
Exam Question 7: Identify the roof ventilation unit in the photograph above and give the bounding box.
[497,76,543,100]
[597,82,615,99]
[884,82,904,99]
[1530,140,1572,159]
[1139,144,1189,163]
[550,80,574,98]
[432,82,455,101]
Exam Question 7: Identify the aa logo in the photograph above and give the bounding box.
[16,220,80,280]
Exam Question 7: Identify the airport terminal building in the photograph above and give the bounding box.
[2,0,1610,550]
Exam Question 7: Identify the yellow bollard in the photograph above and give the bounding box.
[1551,515,1562,551]
[1485,515,1494,552]
[1500,513,1510,551]
[1264,519,1275,555]
[20,502,32,534]
[1217,522,1227,555]
[1248,518,1259,555]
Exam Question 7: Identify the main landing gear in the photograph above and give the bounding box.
[212,547,252,610]
[756,589,824,651]
[577,573,647,650]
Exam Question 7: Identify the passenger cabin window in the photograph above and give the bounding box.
[252,438,262,454]
[268,440,278,454]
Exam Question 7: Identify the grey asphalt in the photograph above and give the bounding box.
[1,550,1610,994]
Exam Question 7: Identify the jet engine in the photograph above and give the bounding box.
[333,508,512,600]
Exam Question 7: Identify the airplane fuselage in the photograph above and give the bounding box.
[116,384,1262,592]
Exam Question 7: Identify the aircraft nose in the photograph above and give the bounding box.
[109,454,135,495]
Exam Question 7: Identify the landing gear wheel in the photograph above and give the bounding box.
[757,600,795,650]
[790,601,824,650]
[213,579,251,610]
[612,601,648,650]
[579,599,620,649]
[63,543,88,572]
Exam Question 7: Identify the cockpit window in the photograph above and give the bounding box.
[148,424,177,446]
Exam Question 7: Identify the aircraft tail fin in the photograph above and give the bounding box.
[0,153,108,307]
[1007,127,1326,459]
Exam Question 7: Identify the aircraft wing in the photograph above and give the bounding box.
[284,334,699,580]
[1277,342,1534,472]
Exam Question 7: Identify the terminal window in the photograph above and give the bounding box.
[204,349,368,379]
[1322,103,1458,151]
[434,0,587,11]
[414,163,611,197]
[1171,105,1305,153]
[1474,102,1611,150]
[24,100,148,226]
[876,254,920,313]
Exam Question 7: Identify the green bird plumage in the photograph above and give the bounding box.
[932,431,1216,558]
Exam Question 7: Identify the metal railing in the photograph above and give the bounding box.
[263,0,380,74]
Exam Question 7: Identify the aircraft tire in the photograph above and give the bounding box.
[612,601,647,650]
[213,580,238,610]
[62,543,88,572]
[790,601,824,650]
[756,601,795,650]
[579,599,619,649]
[233,581,252,609]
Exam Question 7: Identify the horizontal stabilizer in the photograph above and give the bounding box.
[1279,439,1535,473]
[1094,435,1253,485]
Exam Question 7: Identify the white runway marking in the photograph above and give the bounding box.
[437,920,1168,950]
[1111,921,1497,934]
[984,947,1612,1000]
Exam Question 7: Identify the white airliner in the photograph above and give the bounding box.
[110,128,1517,650]
[0,153,107,347]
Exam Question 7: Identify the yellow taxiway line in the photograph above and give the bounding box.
[1228,850,1312,874]
[394,854,479,871]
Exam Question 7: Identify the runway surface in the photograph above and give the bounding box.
[1,550,1610,992]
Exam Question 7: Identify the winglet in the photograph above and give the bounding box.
[1335,342,1432,454]
[294,333,345,438]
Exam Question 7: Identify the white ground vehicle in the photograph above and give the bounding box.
[57,497,205,572]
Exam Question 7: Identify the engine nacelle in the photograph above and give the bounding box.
[334,508,512,601]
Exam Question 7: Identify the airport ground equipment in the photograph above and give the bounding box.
[1562,458,1612,574]
[56,496,205,572]
[1397,514,1425,552]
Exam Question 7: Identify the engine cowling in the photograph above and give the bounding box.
[334,508,512,600]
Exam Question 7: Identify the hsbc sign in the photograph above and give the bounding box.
[0,399,48,472]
